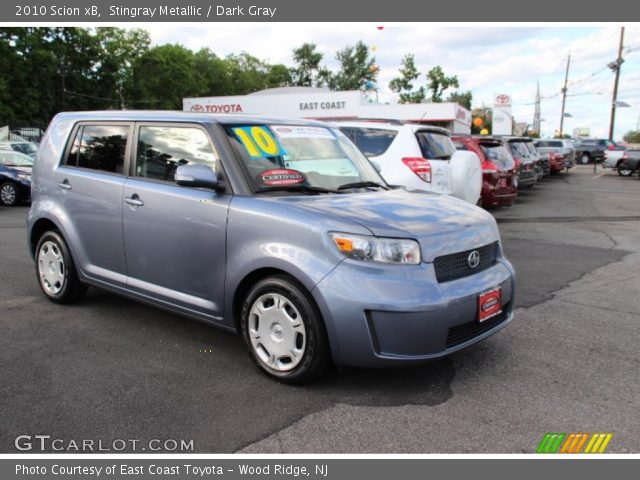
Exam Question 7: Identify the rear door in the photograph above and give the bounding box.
[122,123,231,321]
[55,122,132,287]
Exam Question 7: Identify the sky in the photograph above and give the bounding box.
[141,24,640,140]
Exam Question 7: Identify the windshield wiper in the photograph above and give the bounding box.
[254,185,340,195]
[337,181,389,191]
[432,155,451,160]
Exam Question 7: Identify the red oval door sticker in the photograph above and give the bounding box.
[258,169,305,186]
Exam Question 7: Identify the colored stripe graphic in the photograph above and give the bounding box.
[560,433,589,453]
[537,433,566,453]
[538,433,613,453]
[584,433,613,453]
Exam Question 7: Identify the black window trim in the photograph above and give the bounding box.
[58,121,134,178]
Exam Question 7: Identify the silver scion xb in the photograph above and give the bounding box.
[28,112,515,383]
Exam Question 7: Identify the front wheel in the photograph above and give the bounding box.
[0,182,21,206]
[241,275,331,384]
[579,154,591,165]
[35,230,87,304]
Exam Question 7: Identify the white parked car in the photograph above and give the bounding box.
[603,144,627,170]
[334,121,482,205]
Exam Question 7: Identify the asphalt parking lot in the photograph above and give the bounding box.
[1,165,639,453]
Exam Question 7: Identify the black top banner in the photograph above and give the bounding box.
[2,0,640,22]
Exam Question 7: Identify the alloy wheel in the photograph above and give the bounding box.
[0,184,16,205]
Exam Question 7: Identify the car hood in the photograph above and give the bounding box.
[278,189,500,262]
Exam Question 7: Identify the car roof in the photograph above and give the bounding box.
[496,136,534,142]
[451,134,504,145]
[53,111,331,127]
[331,120,451,135]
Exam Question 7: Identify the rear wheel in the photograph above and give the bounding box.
[35,230,87,304]
[618,165,633,177]
[241,275,331,384]
[0,182,21,206]
[579,153,591,165]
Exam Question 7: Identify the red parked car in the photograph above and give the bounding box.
[452,136,517,208]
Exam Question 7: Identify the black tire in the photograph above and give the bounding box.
[34,230,87,304]
[579,153,591,165]
[617,165,633,177]
[0,181,21,206]
[240,274,331,384]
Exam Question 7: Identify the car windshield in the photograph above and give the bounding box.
[0,151,34,166]
[11,143,37,155]
[225,124,386,193]
[415,131,456,159]
[480,144,514,170]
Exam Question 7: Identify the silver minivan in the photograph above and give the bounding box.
[28,111,515,383]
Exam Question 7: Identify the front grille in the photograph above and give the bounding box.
[446,305,510,348]
[433,242,498,283]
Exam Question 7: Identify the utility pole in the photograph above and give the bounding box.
[533,81,541,135]
[559,53,571,137]
[58,56,69,111]
[608,27,625,142]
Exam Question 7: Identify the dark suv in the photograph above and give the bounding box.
[502,137,538,188]
[452,135,517,208]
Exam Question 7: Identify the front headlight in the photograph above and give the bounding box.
[330,232,421,265]
[17,173,31,183]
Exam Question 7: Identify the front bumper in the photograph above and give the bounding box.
[312,251,516,367]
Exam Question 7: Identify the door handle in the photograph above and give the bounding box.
[124,194,144,207]
[57,179,72,190]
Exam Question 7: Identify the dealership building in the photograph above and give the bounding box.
[183,87,472,133]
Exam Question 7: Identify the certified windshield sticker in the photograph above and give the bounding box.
[258,169,305,186]
[232,126,285,159]
[272,125,336,140]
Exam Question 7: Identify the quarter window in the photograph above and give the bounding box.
[135,126,218,182]
[64,125,129,174]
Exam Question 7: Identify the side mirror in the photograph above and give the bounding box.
[175,164,221,190]
[370,160,382,173]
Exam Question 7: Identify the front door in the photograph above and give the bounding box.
[122,123,231,322]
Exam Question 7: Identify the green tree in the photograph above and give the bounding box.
[94,28,151,108]
[389,54,425,104]
[623,130,640,143]
[328,41,377,91]
[131,44,201,110]
[290,43,329,87]
[446,90,473,110]
[426,65,459,102]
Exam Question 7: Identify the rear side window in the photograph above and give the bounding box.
[415,131,456,159]
[135,126,218,182]
[342,127,398,158]
[64,125,129,174]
